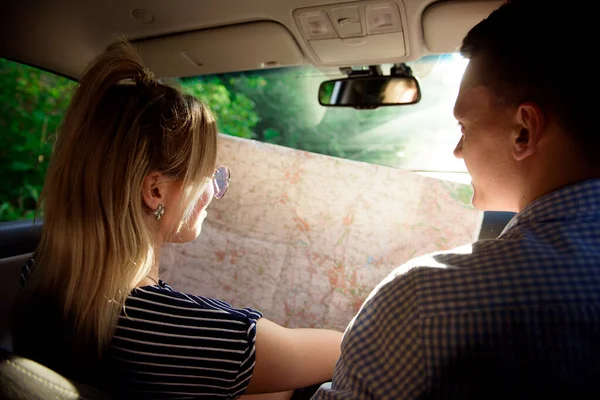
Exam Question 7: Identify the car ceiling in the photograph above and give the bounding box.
[0,0,501,80]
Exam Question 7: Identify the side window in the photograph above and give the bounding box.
[0,58,76,222]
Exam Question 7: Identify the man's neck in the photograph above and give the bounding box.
[518,166,600,212]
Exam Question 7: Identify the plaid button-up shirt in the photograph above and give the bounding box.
[314,179,600,399]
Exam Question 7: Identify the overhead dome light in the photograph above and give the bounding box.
[130,9,154,24]
[261,61,281,68]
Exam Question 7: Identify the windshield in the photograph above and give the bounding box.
[0,53,471,222]
[176,53,469,182]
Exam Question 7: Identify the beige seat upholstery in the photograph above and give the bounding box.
[0,253,112,399]
[0,348,111,400]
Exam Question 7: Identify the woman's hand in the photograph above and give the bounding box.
[244,318,343,394]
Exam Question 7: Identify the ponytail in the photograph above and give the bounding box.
[12,38,217,367]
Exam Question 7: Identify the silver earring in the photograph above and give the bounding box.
[153,204,165,221]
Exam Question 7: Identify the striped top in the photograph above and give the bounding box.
[107,281,262,399]
[19,263,262,399]
[314,178,600,399]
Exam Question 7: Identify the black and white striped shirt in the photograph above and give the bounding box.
[107,280,262,399]
[20,260,262,399]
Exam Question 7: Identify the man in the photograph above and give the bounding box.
[313,0,600,398]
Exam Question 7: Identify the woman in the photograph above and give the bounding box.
[12,39,342,399]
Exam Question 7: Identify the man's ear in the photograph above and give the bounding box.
[142,171,164,211]
[512,102,546,161]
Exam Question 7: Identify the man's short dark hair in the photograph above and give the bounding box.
[460,0,597,162]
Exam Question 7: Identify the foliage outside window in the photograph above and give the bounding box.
[0,59,76,221]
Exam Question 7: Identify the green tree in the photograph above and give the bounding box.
[0,59,76,221]
[178,76,259,139]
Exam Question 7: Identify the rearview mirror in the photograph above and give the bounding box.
[318,76,421,109]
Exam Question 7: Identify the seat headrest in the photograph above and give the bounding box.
[0,348,111,400]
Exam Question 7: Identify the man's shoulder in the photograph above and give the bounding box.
[368,229,600,319]
[385,238,510,283]
[359,238,535,316]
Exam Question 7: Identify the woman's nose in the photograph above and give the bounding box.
[453,136,464,159]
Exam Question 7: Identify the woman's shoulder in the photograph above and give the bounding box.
[127,281,263,322]
[110,281,262,399]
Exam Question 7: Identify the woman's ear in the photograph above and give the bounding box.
[142,171,164,211]
[512,102,546,161]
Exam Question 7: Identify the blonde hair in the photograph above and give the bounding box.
[13,39,217,364]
